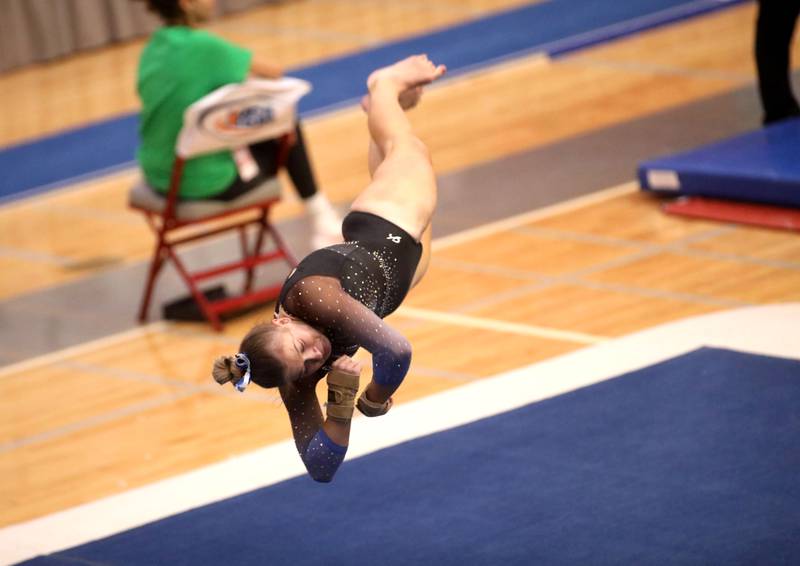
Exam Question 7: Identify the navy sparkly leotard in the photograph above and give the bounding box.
[276,211,422,378]
[276,211,423,482]
[276,212,422,482]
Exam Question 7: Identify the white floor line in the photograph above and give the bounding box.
[0,321,167,379]
[396,305,606,344]
[0,245,75,267]
[0,165,138,211]
[432,181,638,251]
[2,303,798,564]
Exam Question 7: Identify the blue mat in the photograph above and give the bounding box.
[0,0,746,202]
[639,117,800,207]
[21,347,800,565]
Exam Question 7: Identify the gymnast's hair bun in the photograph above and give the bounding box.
[212,355,243,385]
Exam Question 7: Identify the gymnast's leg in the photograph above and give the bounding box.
[350,55,445,242]
[349,55,445,407]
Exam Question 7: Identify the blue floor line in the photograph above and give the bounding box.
[0,0,747,202]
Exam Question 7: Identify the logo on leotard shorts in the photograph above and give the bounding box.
[386,233,402,244]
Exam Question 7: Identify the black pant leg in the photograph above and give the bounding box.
[208,122,321,202]
[284,123,319,200]
[755,0,800,123]
[247,123,319,199]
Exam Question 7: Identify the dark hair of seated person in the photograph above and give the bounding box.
[139,0,187,24]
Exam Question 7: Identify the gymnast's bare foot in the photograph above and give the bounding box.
[361,85,423,112]
[367,54,447,93]
[361,55,446,112]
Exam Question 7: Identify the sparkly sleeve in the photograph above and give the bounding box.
[280,379,347,483]
[284,276,412,390]
[279,379,324,456]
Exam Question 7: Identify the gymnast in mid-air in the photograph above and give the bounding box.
[213,55,447,482]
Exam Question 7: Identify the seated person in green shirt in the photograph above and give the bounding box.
[136,0,341,249]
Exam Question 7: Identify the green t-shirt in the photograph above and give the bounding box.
[137,27,252,199]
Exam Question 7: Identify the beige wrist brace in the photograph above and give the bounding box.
[326,370,360,423]
[356,390,393,417]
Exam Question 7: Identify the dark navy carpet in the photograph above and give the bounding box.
[0,0,746,201]
[21,347,800,565]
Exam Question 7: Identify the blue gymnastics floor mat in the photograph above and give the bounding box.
[20,347,800,565]
[639,117,800,207]
[1,0,746,202]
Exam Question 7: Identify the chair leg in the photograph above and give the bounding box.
[138,238,168,323]
[244,210,270,293]
[240,223,255,294]
[166,245,224,331]
[136,199,293,331]
[268,219,298,267]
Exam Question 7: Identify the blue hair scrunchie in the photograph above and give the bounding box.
[233,353,251,392]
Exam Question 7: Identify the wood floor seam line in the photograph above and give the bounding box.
[0,245,75,267]
[563,56,754,83]
[561,277,752,308]
[55,359,283,403]
[436,257,752,312]
[451,281,555,315]
[512,225,800,271]
[566,248,666,279]
[432,182,639,251]
[434,254,754,309]
[0,323,169,379]
[0,390,197,454]
[510,224,735,249]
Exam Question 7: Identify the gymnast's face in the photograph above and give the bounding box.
[271,316,332,382]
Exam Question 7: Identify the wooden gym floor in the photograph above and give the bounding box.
[1,0,799,537]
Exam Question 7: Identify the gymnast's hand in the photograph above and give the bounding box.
[296,356,362,390]
[329,355,362,378]
[325,356,363,424]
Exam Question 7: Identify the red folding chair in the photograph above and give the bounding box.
[129,77,311,331]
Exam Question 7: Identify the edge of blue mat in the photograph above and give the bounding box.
[639,117,800,207]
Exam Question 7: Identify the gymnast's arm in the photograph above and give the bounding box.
[279,372,325,456]
[284,276,412,402]
[279,357,361,483]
